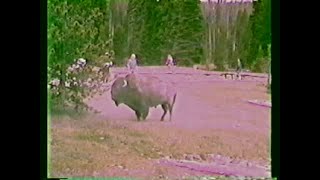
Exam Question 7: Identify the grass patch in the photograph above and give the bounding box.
[49,116,269,178]
[50,118,158,177]
[50,106,89,120]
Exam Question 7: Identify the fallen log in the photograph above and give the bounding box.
[247,100,271,108]
[241,74,267,78]
[220,72,238,80]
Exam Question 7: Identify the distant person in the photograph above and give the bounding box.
[236,58,242,80]
[165,54,175,74]
[127,54,138,74]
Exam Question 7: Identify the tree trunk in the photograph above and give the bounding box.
[212,2,216,66]
[268,60,271,85]
[208,22,212,66]
[109,7,113,49]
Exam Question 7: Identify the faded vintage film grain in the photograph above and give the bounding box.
[47,0,272,179]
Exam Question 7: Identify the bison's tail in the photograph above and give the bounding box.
[169,93,177,121]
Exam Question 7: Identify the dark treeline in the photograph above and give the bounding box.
[49,0,271,71]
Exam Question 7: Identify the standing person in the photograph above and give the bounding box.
[165,54,175,74]
[236,58,242,80]
[127,54,138,74]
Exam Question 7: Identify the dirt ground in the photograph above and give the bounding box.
[49,67,271,180]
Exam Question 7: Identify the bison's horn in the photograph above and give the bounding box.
[122,80,127,87]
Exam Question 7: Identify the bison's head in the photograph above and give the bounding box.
[110,77,129,107]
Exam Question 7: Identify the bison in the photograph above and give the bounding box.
[110,73,177,121]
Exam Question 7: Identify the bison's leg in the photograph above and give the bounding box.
[168,94,177,121]
[135,110,142,121]
[141,107,149,121]
[160,104,169,121]
[168,104,173,121]
[135,111,140,121]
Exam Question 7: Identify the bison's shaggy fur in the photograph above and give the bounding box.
[111,74,177,121]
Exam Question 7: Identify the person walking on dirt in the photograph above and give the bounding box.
[127,54,138,74]
[236,58,242,80]
[165,54,175,74]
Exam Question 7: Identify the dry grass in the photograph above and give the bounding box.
[50,117,152,177]
[49,115,269,178]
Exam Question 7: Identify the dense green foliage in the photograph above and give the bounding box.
[48,0,271,69]
[48,0,113,112]
[248,0,271,71]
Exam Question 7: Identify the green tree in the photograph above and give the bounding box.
[165,0,205,65]
[127,0,205,66]
[127,0,146,60]
[235,9,251,69]
[248,0,271,66]
[48,0,112,111]
[110,0,129,64]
